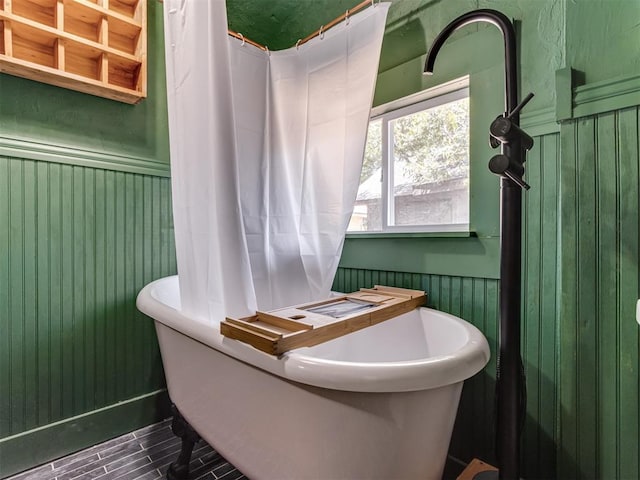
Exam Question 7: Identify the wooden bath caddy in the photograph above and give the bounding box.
[221,285,427,355]
[0,0,146,103]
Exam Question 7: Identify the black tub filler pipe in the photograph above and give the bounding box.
[424,9,534,480]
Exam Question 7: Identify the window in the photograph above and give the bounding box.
[348,81,470,233]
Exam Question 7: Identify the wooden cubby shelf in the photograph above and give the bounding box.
[0,0,146,103]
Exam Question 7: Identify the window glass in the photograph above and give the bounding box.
[349,119,382,232]
[389,97,469,227]
[348,85,470,233]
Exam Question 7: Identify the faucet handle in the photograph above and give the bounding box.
[488,92,535,150]
[489,154,530,190]
[490,117,534,151]
[507,92,535,120]
[489,115,503,149]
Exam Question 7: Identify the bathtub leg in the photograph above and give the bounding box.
[167,404,201,480]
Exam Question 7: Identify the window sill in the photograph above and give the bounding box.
[345,230,476,239]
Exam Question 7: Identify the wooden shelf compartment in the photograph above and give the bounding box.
[0,21,6,55]
[0,0,146,103]
[221,286,428,355]
[108,15,140,55]
[0,10,140,61]
[108,53,140,90]
[64,0,102,43]
[12,0,56,28]
[10,21,57,68]
[65,39,101,79]
[108,0,138,19]
[68,0,141,29]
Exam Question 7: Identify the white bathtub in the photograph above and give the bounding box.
[137,275,490,480]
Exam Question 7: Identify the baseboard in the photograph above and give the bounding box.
[0,389,171,479]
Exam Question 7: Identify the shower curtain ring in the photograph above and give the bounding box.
[345,9,350,25]
[296,39,301,50]
[238,33,245,47]
[319,25,325,40]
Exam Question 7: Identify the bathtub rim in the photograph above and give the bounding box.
[137,275,490,393]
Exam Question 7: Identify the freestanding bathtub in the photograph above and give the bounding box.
[137,276,490,480]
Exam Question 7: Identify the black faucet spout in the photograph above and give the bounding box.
[424,9,517,118]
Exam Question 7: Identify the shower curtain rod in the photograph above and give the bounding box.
[159,0,377,52]
[295,0,376,48]
[231,0,377,50]
[227,30,269,51]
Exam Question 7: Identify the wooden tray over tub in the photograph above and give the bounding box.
[221,285,427,355]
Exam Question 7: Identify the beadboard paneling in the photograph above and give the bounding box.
[559,107,640,480]
[519,132,562,478]
[0,155,176,441]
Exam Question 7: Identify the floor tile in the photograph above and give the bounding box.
[5,421,245,480]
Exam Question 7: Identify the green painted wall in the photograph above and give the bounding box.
[0,1,169,166]
[342,0,565,279]
[558,107,640,479]
[565,0,640,86]
[520,132,560,479]
[335,1,640,479]
[0,1,174,477]
[1,0,640,479]
[0,158,174,432]
[0,157,176,477]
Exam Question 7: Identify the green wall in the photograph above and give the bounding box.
[558,106,640,479]
[565,0,640,86]
[335,1,640,479]
[2,0,640,478]
[0,1,174,477]
[0,4,169,168]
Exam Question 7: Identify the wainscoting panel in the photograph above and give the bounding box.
[0,155,176,476]
[521,132,561,478]
[558,107,640,480]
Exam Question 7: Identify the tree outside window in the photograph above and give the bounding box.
[349,87,470,233]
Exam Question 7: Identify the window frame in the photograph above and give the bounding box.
[349,76,471,235]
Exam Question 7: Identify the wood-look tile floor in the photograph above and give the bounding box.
[6,419,246,480]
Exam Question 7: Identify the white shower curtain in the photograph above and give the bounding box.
[164,0,389,324]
